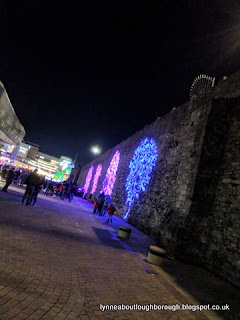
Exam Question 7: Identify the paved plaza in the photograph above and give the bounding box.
[0,182,239,320]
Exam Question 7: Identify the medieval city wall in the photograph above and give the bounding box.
[77,72,240,286]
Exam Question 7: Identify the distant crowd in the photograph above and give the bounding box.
[0,165,78,205]
[0,165,117,222]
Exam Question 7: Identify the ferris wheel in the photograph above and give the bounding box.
[190,74,215,98]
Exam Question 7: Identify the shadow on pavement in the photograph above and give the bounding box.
[92,227,125,250]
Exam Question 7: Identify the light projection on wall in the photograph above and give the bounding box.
[90,164,102,195]
[124,137,158,220]
[101,150,120,196]
[83,165,94,196]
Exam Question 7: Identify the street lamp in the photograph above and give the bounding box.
[91,145,101,155]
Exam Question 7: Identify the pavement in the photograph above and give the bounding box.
[0,181,239,320]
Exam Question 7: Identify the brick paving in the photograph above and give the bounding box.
[0,182,239,320]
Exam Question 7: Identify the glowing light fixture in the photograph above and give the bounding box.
[124,137,158,220]
[91,164,102,195]
[91,145,101,155]
[83,165,94,196]
[101,150,120,196]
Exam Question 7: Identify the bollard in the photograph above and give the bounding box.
[118,226,131,240]
[147,246,167,266]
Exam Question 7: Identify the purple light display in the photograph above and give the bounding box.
[83,165,94,196]
[101,150,120,196]
[90,164,102,195]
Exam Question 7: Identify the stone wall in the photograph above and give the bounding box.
[77,72,240,286]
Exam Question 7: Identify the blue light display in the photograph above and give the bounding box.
[124,137,158,220]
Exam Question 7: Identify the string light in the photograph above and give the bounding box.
[83,165,94,196]
[124,137,158,220]
[91,164,102,194]
[101,150,120,196]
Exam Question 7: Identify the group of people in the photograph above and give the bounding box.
[1,166,78,204]
[43,178,78,202]
[21,169,43,205]
[93,192,116,223]
[0,165,30,187]
[1,165,117,220]
[1,167,43,206]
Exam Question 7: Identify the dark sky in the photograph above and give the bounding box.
[0,0,240,165]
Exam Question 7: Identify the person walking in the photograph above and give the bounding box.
[29,178,43,205]
[106,203,116,223]
[20,171,28,186]
[69,184,77,203]
[2,168,15,192]
[93,198,98,214]
[21,169,39,205]
[58,183,64,199]
[97,192,105,215]
[52,183,58,199]
[102,195,112,216]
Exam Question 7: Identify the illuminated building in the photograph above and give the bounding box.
[0,140,74,181]
[0,81,26,167]
[0,81,25,146]
[0,82,74,180]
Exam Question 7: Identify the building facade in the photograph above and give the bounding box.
[0,81,25,145]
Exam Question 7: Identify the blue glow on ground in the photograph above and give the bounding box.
[124,137,158,220]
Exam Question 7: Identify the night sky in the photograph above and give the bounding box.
[0,0,239,165]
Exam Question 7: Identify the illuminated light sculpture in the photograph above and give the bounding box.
[124,137,158,220]
[83,165,94,196]
[91,164,102,195]
[101,150,120,196]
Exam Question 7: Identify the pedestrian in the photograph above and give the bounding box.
[1,166,8,180]
[29,178,43,205]
[93,198,98,214]
[48,181,54,196]
[21,169,39,205]
[69,184,76,203]
[58,183,64,199]
[20,172,28,186]
[106,203,116,223]
[97,192,105,215]
[52,183,58,199]
[102,195,112,216]
[2,167,15,192]
[44,179,51,195]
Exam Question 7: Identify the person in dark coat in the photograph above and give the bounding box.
[21,169,39,205]
[2,168,15,192]
[69,184,77,203]
[1,166,8,180]
[29,178,43,205]
[97,192,105,215]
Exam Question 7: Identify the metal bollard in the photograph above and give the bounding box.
[147,246,167,266]
[118,226,131,240]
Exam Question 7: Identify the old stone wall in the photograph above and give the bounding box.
[77,72,240,286]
